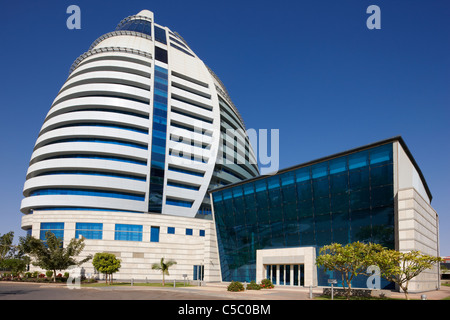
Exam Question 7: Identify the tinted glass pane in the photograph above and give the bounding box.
[313,177,329,198]
[154,26,167,44]
[330,173,348,194]
[329,157,347,174]
[296,181,312,200]
[295,167,310,182]
[312,163,328,178]
[370,144,392,165]
[348,151,369,169]
[155,47,168,63]
[349,168,369,190]
[370,165,393,187]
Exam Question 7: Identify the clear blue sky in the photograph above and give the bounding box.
[0,0,448,255]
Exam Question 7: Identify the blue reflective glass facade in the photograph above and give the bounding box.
[116,18,152,36]
[114,224,143,241]
[211,143,394,288]
[75,223,103,240]
[148,66,168,213]
[40,222,64,241]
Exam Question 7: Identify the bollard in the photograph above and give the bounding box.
[421,294,427,300]
[131,278,134,286]
[331,283,334,300]
[309,285,313,299]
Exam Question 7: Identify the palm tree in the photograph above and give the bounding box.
[152,257,177,286]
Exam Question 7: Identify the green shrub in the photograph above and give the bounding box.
[45,271,53,278]
[260,278,274,289]
[246,280,261,290]
[227,281,245,292]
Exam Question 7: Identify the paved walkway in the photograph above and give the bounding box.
[1,281,449,300]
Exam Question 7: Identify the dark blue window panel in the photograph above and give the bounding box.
[312,163,328,179]
[167,181,200,190]
[370,144,393,165]
[116,19,152,36]
[154,26,167,44]
[37,170,146,181]
[295,167,311,182]
[329,157,347,174]
[37,207,143,213]
[166,198,193,208]
[199,230,205,237]
[152,136,166,148]
[154,101,168,111]
[151,152,166,164]
[186,228,193,236]
[151,145,166,155]
[151,160,165,170]
[153,108,167,118]
[170,43,195,57]
[167,227,175,234]
[155,47,168,63]
[348,150,369,169]
[45,154,147,166]
[169,36,189,49]
[155,81,168,92]
[56,123,148,134]
[152,122,167,133]
[168,166,204,177]
[45,138,147,150]
[31,188,144,201]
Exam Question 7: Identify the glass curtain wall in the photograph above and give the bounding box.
[148,66,168,213]
[212,143,394,287]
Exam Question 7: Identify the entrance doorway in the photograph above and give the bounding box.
[265,264,304,286]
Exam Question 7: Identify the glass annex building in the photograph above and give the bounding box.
[210,137,440,291]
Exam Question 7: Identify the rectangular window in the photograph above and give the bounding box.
[155,46,168,63]
[40,222,64,241]
[167,227,175,234]
[150,226,160,242]
[186,228,193,236]
[154,26,167,44]
[199,230,205,237]
[115,224,143,241]
[166,198,193,208]
[75,223,103,240]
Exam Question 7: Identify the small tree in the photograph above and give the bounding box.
[0,232,14,261]
[152,257,177,286]
[373,249,442,300]
[23,232,91,282]
[92,252,121,284]
[316,242,383,300]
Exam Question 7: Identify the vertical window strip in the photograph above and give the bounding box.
[149,66,169,213]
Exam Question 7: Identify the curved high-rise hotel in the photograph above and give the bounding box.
[21,10,258,281]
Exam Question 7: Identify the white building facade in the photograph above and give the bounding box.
[20,10,258,282]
